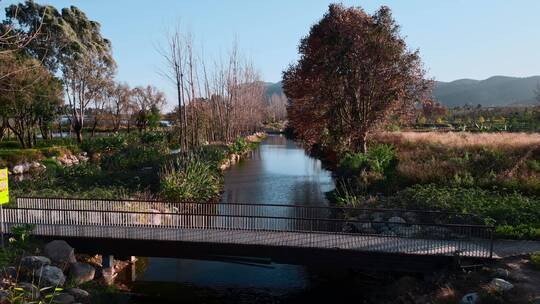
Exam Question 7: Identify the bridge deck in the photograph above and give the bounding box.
[4,223,493,258]
[4,198,496,261]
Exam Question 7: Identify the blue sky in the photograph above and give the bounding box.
[2,0,540,109]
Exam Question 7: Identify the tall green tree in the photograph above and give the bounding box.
[0,53,63,148]
[283,4,431,153]
[4,0,116,142]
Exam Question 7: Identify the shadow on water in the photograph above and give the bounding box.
[126,135,338,302]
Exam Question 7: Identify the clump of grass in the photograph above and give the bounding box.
[160,154,222,203]
[531,251,540,269]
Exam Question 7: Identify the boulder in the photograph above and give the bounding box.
[12,164,29,174]
[1,266,17,280]
[395,224,422,237]
[387,216,406,230]
[148,209,162,225]
[370,212,387,232]
[489,278,514,292]
[69,262,95,285]
[44,240,76,269]
[0,290,9,304]
[17,282,40,300]
[37,265,66,287]
[52,293,75,304]
[66,288,90,303]
[460,292,479,304]
[21,256,51,271]
[494,268,510,278]
[403,211,418,223]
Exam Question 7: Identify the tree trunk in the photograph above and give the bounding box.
[74,122,83,143]
[356,133,368,153]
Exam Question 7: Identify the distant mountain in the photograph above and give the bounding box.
[262,82,284,99]
[264,76,540,107]
[434,76,540,107]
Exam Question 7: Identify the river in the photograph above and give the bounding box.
[125,135,336,302]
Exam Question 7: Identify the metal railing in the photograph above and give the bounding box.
[5,197,494,258]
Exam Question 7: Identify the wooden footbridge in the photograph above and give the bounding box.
[1,197,495,271]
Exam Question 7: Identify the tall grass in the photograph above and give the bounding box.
[379,131,540,149]
[159,153,223,203]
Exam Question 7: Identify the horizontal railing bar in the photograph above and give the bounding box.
[16,197,485,218]
[7,222,489,240]
[3,207,495,229]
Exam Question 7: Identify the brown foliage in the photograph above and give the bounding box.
[283,4,432,153]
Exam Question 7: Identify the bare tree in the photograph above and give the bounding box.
[160,26,266,147]
[63,50,115,143]
[132,85,166,131]
[105,82,133,132]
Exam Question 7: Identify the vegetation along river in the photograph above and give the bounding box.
[125,135,336,302]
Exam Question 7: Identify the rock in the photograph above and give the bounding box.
[403,211,418,223]
[0,290,9,304]
[12,164,28,174]
[460,292,479,304]
[102,267,115,285]
[21,256,51,271]
[148,209,162,225]
[371,212,387,232]
[69,262,95,285]
[395,224,422,237]
[387,216,407,230]
[489,278,514,292]
[52,293,75,304]
[1,266,17,279]
[66,288,90,303]
[44,240,76,269]
[17,282,40,300]
[37,265,66,287]
[494,268,510,278]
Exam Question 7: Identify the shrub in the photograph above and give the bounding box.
[160,155,222,203]
[81,134,127,155]
[228,137,254,155]
[101,145,165,171]
[195,145,228,168]
[0,149,43,167]
[392,184,540,239]
[531,251,540,269]
[338,144,398,176]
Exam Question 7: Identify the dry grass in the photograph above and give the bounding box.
[371,131,540,194]
[377,131,540,149]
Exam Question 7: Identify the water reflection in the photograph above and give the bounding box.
[133,135,335,293]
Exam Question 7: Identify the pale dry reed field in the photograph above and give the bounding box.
[379,131,540,149]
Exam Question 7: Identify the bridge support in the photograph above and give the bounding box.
[102,254,115,285]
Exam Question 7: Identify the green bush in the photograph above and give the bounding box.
[338,144,398,176]
[228,137,254,155]
[0,149,43,167]
[0,141,22,149]
[392,184,540,240]
[81,134,127,155]
[195,145,228,168]
[160,155,222,203]
[531,251,540,269]
[101,145,165,171]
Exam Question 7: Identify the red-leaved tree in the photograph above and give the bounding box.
[283,4,432,153]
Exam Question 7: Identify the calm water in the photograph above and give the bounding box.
[130,135,335,298]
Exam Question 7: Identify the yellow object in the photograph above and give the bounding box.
[0,168,8,205]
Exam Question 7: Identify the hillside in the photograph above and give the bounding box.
[265,76,540,107]
[435,76,540,107]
